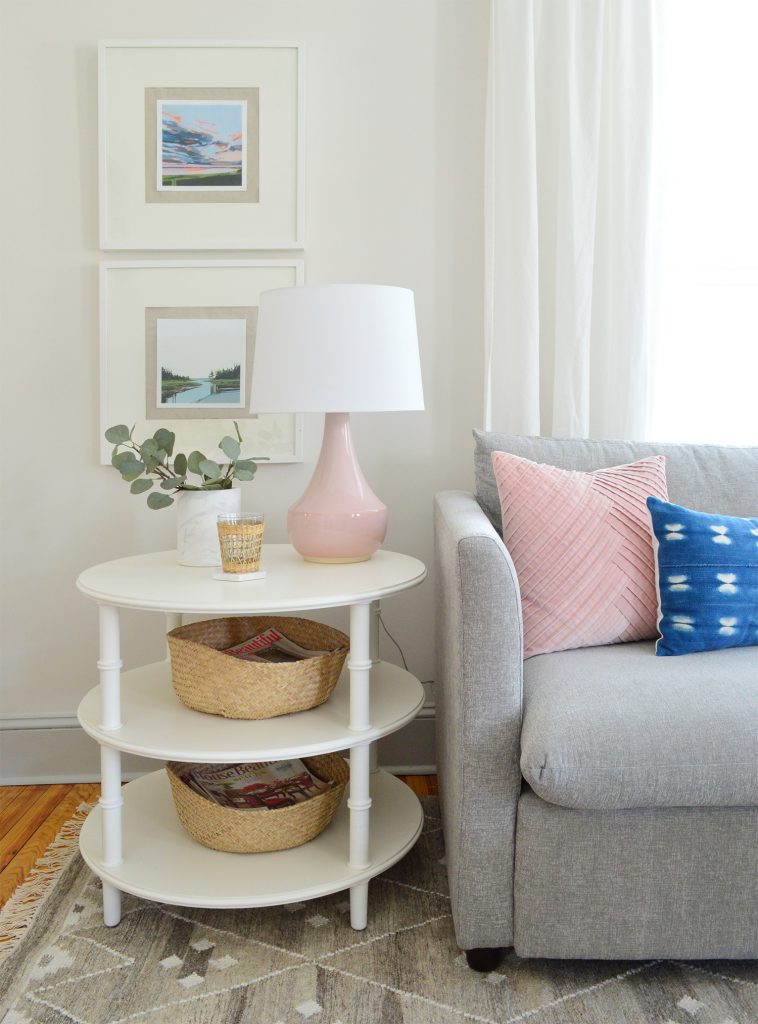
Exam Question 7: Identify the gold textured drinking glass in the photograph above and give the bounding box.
[217,513,265,573]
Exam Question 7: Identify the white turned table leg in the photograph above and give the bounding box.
[102,880,121,928]
[350,881,369,931]
[98,605,122,731]
[348,602,372,930]
[98,604,123,926]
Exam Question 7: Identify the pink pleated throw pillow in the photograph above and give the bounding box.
[492,452,668,658]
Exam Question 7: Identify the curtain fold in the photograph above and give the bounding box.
[484,0,656,440]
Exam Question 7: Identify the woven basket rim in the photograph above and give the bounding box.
[166,754,348,818]
[167,615,349,656]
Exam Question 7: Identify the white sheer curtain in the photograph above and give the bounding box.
[484,0,657,439]
[648,0,758,446]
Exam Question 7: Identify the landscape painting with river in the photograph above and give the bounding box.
[156,317,246,410]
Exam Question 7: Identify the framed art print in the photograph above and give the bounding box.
[100,260,304,463]
[99,41,304,249]
[145,305,257,419]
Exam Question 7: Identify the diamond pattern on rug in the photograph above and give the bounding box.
[18,904,306,1024]
[322,918,655,1024]
[28,945,76,982]
[295,999,323,1018]
[162,876,450,962]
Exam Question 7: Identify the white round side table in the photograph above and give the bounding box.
[76,544,427,931]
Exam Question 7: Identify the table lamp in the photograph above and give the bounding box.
[250,284,424,562]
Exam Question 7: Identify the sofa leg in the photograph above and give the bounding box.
[464,947,507,972]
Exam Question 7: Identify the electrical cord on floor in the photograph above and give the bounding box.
[378,612,408,670]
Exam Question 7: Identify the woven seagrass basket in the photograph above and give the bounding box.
[166,616,349,719]
[166,754,349,853]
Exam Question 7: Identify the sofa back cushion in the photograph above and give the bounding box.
[474,430,758,534]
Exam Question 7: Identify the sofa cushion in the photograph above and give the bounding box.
[492,451,667,657]
[520,641,758,810]
[474,430,758,535]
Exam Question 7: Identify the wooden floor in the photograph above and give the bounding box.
[0,775,438,911]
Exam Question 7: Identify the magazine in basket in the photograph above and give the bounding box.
[222,627,330,664]
[177,759,335,810]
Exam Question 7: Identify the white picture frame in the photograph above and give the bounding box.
[99,40,305,250]
[100,259,304,464]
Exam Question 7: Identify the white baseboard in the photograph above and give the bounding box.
[0,707,437,785]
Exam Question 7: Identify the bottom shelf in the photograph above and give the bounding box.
[79,769,423,909]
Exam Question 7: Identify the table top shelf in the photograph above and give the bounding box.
[77,546,426,614]
[77,659,425,762]
[80,769,423,909]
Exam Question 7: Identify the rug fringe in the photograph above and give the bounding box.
[0,801,93,963]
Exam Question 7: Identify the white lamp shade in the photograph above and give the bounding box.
[249,284,424,413]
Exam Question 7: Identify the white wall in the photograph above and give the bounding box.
[0,0,487,767]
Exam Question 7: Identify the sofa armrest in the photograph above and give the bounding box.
[434,490,524,950]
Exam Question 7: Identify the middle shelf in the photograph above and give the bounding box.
[77,659,425,762]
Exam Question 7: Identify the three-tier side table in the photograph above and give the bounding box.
[76,545,426,931]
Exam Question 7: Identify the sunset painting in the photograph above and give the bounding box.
[158,100,246,190]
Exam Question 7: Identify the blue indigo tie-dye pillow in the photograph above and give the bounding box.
[647,496,758,656]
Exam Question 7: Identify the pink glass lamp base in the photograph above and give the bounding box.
[288,413,388,563]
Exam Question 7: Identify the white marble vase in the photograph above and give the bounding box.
[176,487,242,567]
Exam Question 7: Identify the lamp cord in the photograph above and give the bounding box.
[378,612,408,671]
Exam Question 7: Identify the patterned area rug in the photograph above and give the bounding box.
[1,796,756,1024]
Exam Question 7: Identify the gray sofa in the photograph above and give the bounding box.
[434,431,758,969]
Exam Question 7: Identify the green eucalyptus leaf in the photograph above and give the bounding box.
[120,460,145,481]
[173,452,187,476]
[187,450,206,475]
[160,478,180,490]
[112,450,136,469]
[199,459,222,479]
[202,481,224,490]
[105,424,130,444]
[142,455,160,474]
[234,468,255,481]
[147,491,174,510]
[140,438,160,457]
[235,459,257,474]
[219,436,241,461]
[153,428,175,456]
[130,478,153,494]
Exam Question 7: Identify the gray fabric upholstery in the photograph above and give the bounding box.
[434,491,523,949]
[521,641,758,810]
[514,789,758,959]
[473,429,758,533]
